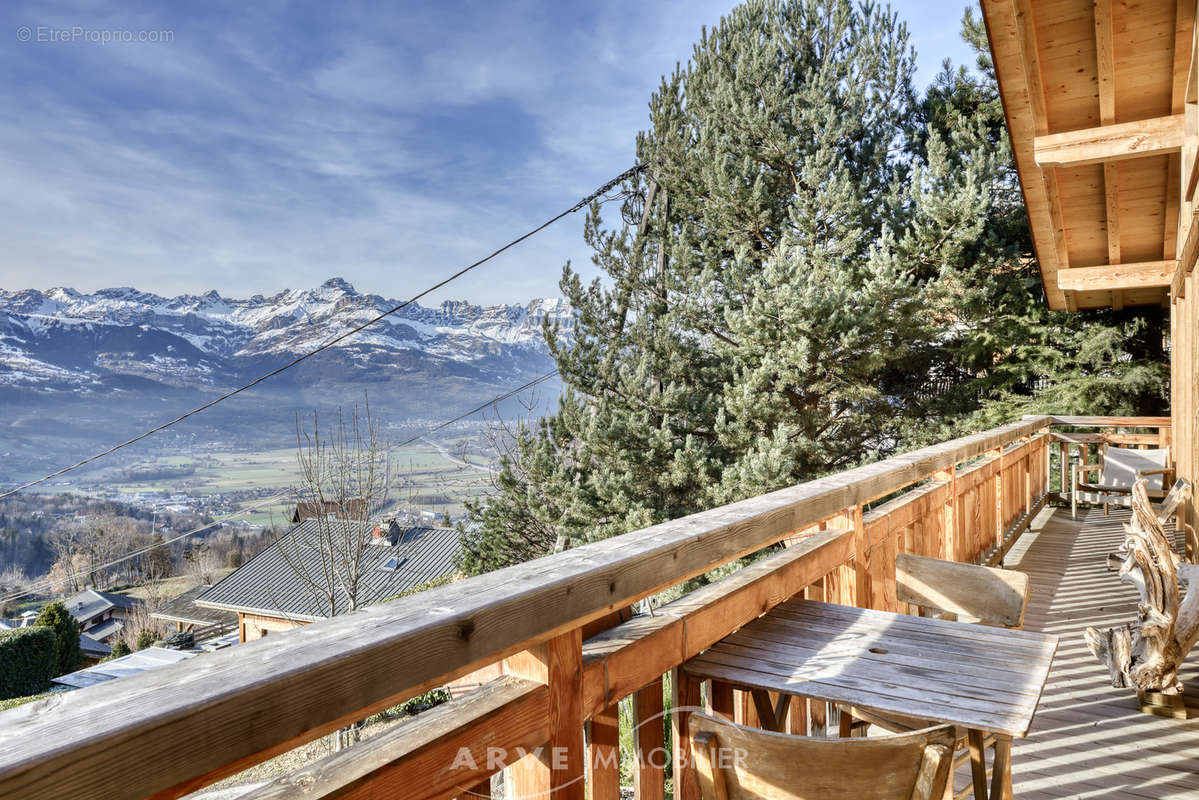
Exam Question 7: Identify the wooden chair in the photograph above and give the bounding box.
[894,553,1031,627]
[688,711,955,800]
[1104,478,1194,570]
[1072,445,1171,519]
[839,554,1032,799]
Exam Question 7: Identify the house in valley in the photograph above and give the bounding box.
[63,588,140,645]
[195,520,462,641]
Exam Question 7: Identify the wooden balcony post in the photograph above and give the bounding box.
[503,628,585,800]
[1058,439,1068,496]
[633,678,665,800]
[587,704,620,800]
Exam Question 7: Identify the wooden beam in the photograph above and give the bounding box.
[1095,0,1122,310]
[1045,415,1173,428]
[1056,261,1175,292]
[244,676,548,800]
[1034,115,1185,168]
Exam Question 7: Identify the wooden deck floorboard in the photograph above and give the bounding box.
[982,506,1199,799]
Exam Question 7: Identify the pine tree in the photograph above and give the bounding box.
[462,0,937,573]
[895,9,1168,442]
[460,2,1169,576]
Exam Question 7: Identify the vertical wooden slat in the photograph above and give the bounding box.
[671,669,703,800]
[934,465,958,562]
[785,695,807,735]
[504,629,585,800]
[851,503,870,609]
[587,705,620,800]
[633,678,665,800]
[709,680,734,721]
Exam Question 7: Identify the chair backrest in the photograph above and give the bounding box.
[895,552,1031,628]
[1101,447,1169,491]
[1156,478,1192,525]
[688,712,955,800]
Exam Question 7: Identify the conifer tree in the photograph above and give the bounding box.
[459,2,1169,575]
[34,600,82,676]
[462,0,938,573]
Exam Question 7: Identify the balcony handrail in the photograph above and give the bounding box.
[0,415,1063,799]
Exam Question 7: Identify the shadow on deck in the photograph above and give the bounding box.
[1000,506,1199,799]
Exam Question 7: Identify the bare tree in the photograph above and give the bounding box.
[275,398,391,752]
[276,399,391,619]
[182,541,221,585]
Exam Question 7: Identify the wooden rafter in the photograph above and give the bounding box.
[1095,0,1121,308]
[1033,114,1185,168]
[1003,0,1070,306]
[1056,260,1175,292]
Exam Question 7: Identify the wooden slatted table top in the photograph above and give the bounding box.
[683,598,1059,738]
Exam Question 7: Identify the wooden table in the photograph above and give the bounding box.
[681,598,1058,800]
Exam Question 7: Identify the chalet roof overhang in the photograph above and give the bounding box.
[981,0,1195,311]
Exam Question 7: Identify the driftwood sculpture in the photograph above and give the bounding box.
[1085,479,1196,695]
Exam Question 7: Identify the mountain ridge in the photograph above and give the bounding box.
[0,278,571,392]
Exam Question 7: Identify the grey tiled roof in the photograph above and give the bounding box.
[84,617,124,642]
[79,632,111,657]
[151,585,238,627]
[196,521,463,621]
[64,589,138,625]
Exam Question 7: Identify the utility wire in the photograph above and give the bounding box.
[0,490,291,605]
[393,368,559,448]
[0,356,562,603]
[0,165,642,501]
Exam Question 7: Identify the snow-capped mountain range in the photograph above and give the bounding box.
[0,278,571,391]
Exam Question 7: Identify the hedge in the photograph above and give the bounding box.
[0,627,57,700]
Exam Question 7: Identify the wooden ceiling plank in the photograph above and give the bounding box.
[1055,260,1176,292]
[1033,114,1185,168]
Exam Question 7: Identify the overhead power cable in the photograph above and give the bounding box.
[0,490,291,605]
[0,361,562,604]
[393,369,560,448]
[0,165,643,501]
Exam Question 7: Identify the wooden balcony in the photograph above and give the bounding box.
[1005,507,1199,798]
[0,415,1180,800]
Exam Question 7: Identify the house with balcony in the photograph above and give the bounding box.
[3,2,1199,799]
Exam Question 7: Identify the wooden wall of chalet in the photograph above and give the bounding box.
[238,611,306,642]
[1174,23,1199,543]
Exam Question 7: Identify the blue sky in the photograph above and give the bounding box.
[0,1,977,305]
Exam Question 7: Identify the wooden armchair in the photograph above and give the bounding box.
[688,711,955,800]
[1072,446,1171,519]
[838,554,1032,798]
[1104,478,1193,570]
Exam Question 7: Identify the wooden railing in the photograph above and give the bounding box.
[0,416,1167,800]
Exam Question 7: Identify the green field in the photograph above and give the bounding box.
[82,434,495,525]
